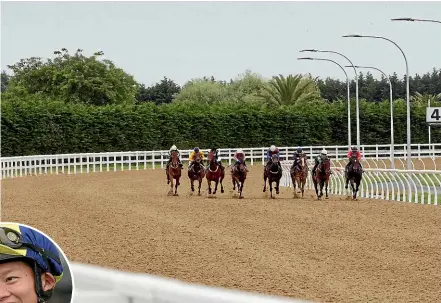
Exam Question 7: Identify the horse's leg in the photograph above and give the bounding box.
[169,174,174,194]
[268,178,273,198]
[207,178,212,195]
[263,172,267,192]
[319,180,324,198]
[191,178,195,192]
[354,178,361,200]
[345,174,349,189]
[174,177,179,195]
[239,179,245,199]
[220,175,224,194]
[232,176,236,190]
[301,178,305,198]
[214,178,219,194]
[313,178,319,200]
[276,179,280,195]
[292,176,297,198]
[350,179,356,200]
[355,179,361,200]
[198,178,202,195]
[325,179,329,199]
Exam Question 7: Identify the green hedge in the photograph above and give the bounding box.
[1,96,440,157]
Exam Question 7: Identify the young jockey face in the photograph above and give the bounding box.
[0,260,56,303]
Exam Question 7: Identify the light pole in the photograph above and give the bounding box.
[298,57,352,147]
[347,65,395,169]
[391,17,441,24]
[300,49,360,149]
[392,16,440,157]
[342,34,412,170]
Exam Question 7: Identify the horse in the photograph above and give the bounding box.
[205,151,225,195]
[290,155,308,198]
[263,154,283,198]
[345,155,363,200]
[312,158,331,200]
[166,150,182,196]
[231,158,247,199]
[188,154,205,195]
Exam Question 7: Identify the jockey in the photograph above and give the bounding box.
[293,146,306,167]
[312,149,329,176]
[209,147,225,170]
[346,146,363,172]
[166,145,184,169]
[266,145,282,170]
[0,223,64,303]
[233,149,248,171]
[188,147,206,170]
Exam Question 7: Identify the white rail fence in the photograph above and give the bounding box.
[280,161,440,205]
[71,263,310,303]
[1,143,440,179]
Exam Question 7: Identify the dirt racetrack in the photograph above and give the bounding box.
[2,165,441,303]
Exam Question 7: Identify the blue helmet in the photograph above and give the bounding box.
[297,146,302,153]
[0,223,64,301]
[194,147,199,153]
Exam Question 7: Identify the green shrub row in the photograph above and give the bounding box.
[1,96,439,157]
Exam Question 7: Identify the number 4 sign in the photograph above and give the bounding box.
[426,107,441,123]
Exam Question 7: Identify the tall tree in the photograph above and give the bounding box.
[5,48,138,105]
[136,77,181,105]
[1,71,10,92]
[260,74,322,105]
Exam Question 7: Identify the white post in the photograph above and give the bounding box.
[428,97,431,155]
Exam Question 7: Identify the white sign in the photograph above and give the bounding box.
[426,107,441,123]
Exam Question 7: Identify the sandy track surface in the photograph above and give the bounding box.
[2,166,441,302]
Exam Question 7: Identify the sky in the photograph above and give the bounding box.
[1,0,440,87]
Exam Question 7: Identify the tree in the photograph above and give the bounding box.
[173,78,229,104]
[1,71,10,92]
[136,77,181,105]
[5,48,138,105]
[411,92,441,105]
[260,74,322,106]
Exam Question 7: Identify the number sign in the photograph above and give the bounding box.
[426,107,441,123]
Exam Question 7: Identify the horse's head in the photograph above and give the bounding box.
[300,156,306,167]
[351,157,359,171]
[271,154,279,162]
[208,152,214,162]
[323,159,331,173]
[171,150,179,160]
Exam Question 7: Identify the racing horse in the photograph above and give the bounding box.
[205,151,225,195]
[263,154,283,198]
[166,150,182,196]
[231,158,247,199]
[188,153,205,195]
[345,155,363,200]
[290,155,308,198]
[312,158,331,200]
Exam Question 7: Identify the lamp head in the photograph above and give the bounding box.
[391,17,414,21]
[342,34,363,38]
[297,57,313,60]
[299,49,318,52]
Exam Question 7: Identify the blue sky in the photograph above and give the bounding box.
[1,1,440,86]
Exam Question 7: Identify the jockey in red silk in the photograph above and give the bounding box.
[346,146,363,172]
[266,145,282,170]
[209,147,225,170]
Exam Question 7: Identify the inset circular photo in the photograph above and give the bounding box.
[0,222,74,303]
